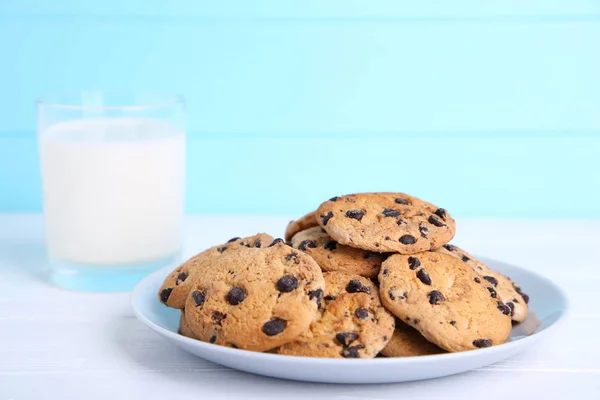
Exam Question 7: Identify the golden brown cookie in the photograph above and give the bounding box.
[278,271,395,358]
[316,193,455,254]
[159,234,274,309]
[379,252,512,352]
[178,311,197,339]
[436,244,529,323]
[184,241,325,352]
[380,320,444,357]
[285,211,318,242]
[291,226,387,278]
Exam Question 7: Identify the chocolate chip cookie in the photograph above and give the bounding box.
[316,193,455,254]
[436,244,529,323]
[291,226,387,278]
[184,240,325,352]
[380,320,444,357]
[179,310,197,339]
[278,271,395,358]
[159,234,274,309]
[285,211,318,242]
[379,252,512,352]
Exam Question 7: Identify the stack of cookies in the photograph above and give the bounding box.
[159,192,530,358]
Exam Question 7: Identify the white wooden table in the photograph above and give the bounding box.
[1,215,598,399]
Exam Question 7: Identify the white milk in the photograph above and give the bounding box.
[40,118,185,265]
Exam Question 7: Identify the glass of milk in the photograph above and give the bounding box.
[37,92,186,292]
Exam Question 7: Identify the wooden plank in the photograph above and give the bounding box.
[2,1,600,19]
[0,215,598,398]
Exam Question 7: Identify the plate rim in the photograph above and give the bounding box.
[131,256,570,366]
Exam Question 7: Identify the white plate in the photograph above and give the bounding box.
[131,257,568,384]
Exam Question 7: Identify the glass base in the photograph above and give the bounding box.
[46,251,181,293]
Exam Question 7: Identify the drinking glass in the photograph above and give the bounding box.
[37,92,186,292]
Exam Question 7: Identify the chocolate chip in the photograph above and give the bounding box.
[262,318,286,336]
[277,275,299,292]
[443,244,457,251]
[346,209,365,221]
[285,252,298,262]
[388,290,396,301]
[473,339,492,348]
[192,290,206,306]
[434,208,447,220]
[226,287,245,305]
[513,283,530,304]
[428,290,445,305]
[176,272,188,285]
[474,277,481,283]
[355,308,369,320]
[428,215,445,227]
[461,255,470,262]
[253,238,262,248]
[397,219,407,226]
[408,256,421,270]
[209,335,217,343]
[212,311,227,326]
[483,276,498,287]
[450,320,457,326]
[324,294,336,301]
[160,288,173,303]
[321,211,334,226]
[399,235,416,245]
[382,268,389,276]
[268,238,284,247]
[231,343,239,349]
[308,289,324,308]
[487,286,497,298]
[329,196,340,202]
[419,225,429,238]
[506,301,515,316]
[227,237,241,243]
[346,279,371,294]
[384,236,391,240]
[395,198,410,205]
[336,332,359,347]
[299,240,317,251]
[382,208,401,218]
[497,301,511,315]
[416,269,432,285]
[324,240,337,250]
[217,246,227,253]
[341,345,364,358]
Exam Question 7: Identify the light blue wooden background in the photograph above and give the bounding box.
[1,1,599,217]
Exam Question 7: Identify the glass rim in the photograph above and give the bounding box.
[36,91,185,111]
